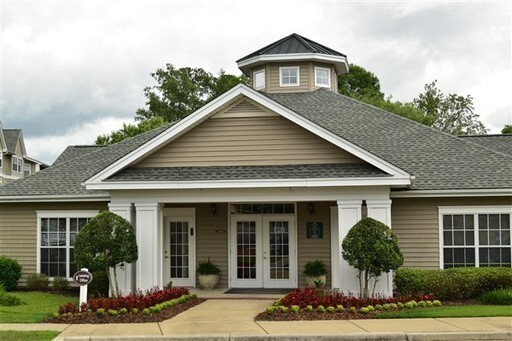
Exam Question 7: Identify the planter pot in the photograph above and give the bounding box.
[198,274,219,290]
[305,275,327,288]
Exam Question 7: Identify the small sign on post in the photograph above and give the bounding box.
[73,268,93,309]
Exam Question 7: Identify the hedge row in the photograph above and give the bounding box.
[395,267,512,300]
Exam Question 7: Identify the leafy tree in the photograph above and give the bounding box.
[74,211,138,297]
[95,117,167,145]
[338,64,384,100]
[342,217,403,298]
[501,124,512,134]
[135,65,249,122]
[413,80,488,135]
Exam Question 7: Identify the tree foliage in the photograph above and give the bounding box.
[341,217,403,298]
[501,124,512,134]
[74,211,138,297]
[413,80,488,135]
[95,117,167,145]
[338,64,384,100]
[135,64,249,122]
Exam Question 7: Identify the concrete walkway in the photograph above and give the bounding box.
[1,299,511,340]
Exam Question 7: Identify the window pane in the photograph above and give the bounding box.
[443,231,453,246]
[453,215,463,229]
[501,231,510,245]
[41,218,48,232]
[465,215,474,229]
[489,231,501,245]
[453,248,464,263]
[443,215,452,230]
[465,231,474,245]
[453,231,465,245]
[501,248,511,263]
[479,231,488,245]
[466,248,475,266]
[501,214,510,230]
[444,248,453,263]
[489,214,500,229]
[489,248,501,264]
[479,248,489,264]
[479,214,488,229]
[50,219,58,232]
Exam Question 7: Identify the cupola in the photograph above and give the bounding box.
[237,33,348,93]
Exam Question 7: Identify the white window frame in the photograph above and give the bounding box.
[315,67,331,87]
[253,69,266,90]
[12,156,22,173]
[37,211,99,278]
[279,66,300,87]
[438,206,512,269]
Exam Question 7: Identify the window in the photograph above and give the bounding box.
[315,67,331,87]
[37,211,98,278]
[23,163,31,177]
[439,207,511,269]
[230,203,295,214]
[279,66,300,86]
[253,69,265,90]
[12,156,22,173]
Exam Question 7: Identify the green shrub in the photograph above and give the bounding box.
[88,271,109,298]
[290,305,300,313]
[360,307,370,314]
[132,308,139,314]
[336,305,345,312]
[52,276,70,291]
[395,267,512,300]
[0,285,23,306]
[316,305,326,313]
[303,260,327,277]
[479,288,512,305]
[96,308,105,316]
[0,256,22,291]
[26,273,49,291]
[305,305,313,312]
[326,306,335,313]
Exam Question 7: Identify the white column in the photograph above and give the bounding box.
[366,199,393,297]
[333,200,362,295]
[108,203,135,295]
[135,203,162,290]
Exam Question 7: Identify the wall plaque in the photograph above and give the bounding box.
[306,222,323,239]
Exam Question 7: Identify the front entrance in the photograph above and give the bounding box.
[230,214,296,288]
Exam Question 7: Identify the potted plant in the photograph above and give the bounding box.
[304,260,327,288]
[196,258,221,290]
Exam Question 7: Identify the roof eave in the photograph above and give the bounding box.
[237,53,349,76]
[0,193,111,203]
[390,188,512,198]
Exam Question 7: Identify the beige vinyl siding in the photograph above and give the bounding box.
[268,62,311,93]
[193,203,229,288]
[392,197,512,269]
[297,201,333,287]
[136,115,363,167]
[0,202,108,285]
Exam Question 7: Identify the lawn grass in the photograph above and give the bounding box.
[0,330,60,341]
[0,291,77,323]
[377,305,512,319]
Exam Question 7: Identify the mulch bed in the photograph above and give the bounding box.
[44,297,206,324]
[255,310,377,321]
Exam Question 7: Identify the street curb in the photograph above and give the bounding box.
[53,331,512,341]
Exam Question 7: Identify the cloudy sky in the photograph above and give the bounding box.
[1,0,511,165]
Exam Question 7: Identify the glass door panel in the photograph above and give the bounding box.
[170,221,189,279]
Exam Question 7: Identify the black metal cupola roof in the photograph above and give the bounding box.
[237,33,349,76]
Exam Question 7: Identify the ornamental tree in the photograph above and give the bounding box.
[342,217,403,298]
[74,211,138,297]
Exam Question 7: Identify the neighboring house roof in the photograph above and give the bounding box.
[53,145,107,166]
[265,89,512,191]
[0,124,172,199]
[458,135,512,157]
[3,129,23,155]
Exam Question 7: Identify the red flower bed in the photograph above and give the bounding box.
[59,287,190,314]
[280,288,434,309]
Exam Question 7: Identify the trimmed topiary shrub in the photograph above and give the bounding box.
[0,256,22,291]
[26,273,50,291]
[395,267,512,300]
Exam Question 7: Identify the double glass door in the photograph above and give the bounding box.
[230,215,296,288]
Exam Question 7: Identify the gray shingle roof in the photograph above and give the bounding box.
[266,89,512,190]
[108,163,389,182]
[237,33,346,63]
[3,129,21,154]
[53,145,107,166]
[0,124,172,197]
[458,135,512,157]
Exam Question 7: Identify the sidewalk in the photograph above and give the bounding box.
[1,299,511,340]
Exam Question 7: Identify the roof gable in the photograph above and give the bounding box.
[3,129,26,155]
[84,84,410,190]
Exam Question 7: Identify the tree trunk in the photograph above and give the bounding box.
[106,266,115,298]
[113,266,120,298]
[371,275,380,298]
[363,270,370,299]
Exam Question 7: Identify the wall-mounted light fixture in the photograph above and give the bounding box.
[307,202,314,215]
[211,203,217,216]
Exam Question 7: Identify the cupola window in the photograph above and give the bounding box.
[279,66,300,86]
[315,67,331,87]
[253,69,265,90]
